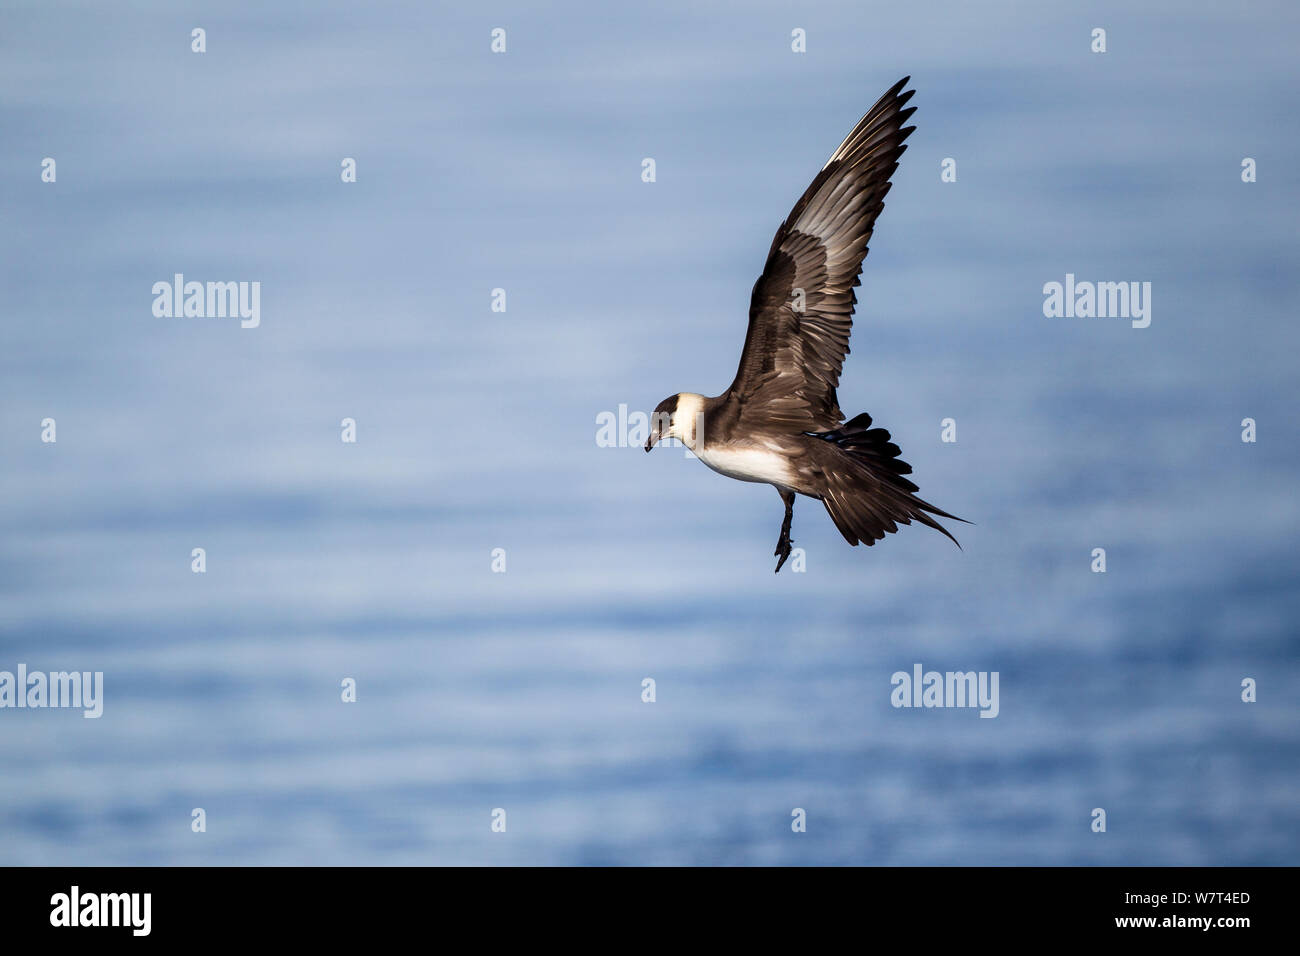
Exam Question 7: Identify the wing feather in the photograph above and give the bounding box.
[726,77,916,432]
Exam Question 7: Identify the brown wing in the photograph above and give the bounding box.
[726,77,916,433]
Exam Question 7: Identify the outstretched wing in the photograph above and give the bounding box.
[726,77,916,432]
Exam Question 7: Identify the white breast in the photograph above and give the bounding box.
[697,444,797,489]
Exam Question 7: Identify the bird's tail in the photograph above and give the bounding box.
[809,412,967,548]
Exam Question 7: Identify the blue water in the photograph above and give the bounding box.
[1,0,1297,865]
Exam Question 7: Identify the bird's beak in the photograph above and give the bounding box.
[645,430,658,452]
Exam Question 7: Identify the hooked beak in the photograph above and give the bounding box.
[645,430,658,452]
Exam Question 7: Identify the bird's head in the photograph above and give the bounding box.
[645,393,704,452]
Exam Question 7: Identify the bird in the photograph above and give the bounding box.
[644,76,966,572]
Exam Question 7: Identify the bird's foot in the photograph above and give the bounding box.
[774,535,794,573]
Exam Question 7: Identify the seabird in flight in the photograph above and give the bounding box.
[645,77,965,572]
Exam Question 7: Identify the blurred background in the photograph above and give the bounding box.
[1,0,1297,865]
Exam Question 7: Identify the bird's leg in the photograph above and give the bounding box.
[774,489,795,573]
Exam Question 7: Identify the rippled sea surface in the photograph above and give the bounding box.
[2,1,1297,864]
